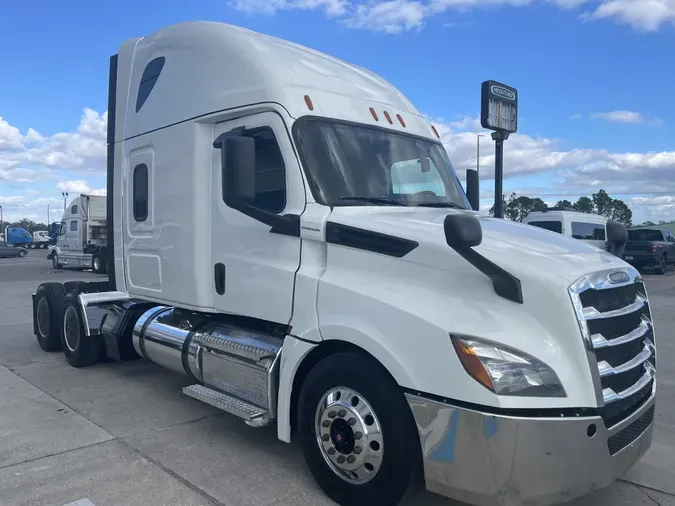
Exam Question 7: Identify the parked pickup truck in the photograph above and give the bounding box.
[623,228,675,274]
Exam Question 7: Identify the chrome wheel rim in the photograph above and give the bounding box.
[93,257,100,271]
[36,298,50,339]
[63,306,80,352]
[315,387,383,484]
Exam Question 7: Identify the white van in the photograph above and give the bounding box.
[525,208,608,249]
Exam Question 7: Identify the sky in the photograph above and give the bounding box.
[0,0,674,225]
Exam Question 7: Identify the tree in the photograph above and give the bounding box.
[574,197,594,214]
[555,200,574,209]
[490,193,547,222]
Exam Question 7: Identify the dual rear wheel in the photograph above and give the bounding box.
[34,283,103,367]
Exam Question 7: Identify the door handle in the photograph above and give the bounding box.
[214,263,226,295]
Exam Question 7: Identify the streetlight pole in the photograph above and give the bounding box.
[47,204,50,225]
[61,192,69,212]
[0,205,3,240]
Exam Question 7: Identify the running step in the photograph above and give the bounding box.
[183,384,271,427]
[193,324,283,362]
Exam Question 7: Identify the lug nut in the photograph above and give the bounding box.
[337,456,346,464]
[338,409,347,417]
[354,432,363,440]
[353,446,362,454]
[347,455,356,464]
[327,448,336,455]
[321,434,330,441]
[328,411,337,419]
[348,417,356,426]
[322,420,330,428]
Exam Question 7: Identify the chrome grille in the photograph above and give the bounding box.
[569,268,656,429]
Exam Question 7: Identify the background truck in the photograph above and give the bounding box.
[31,21,656,506]
[29,230,51,249]
[623,228,675,274]
[47,194,108,274]
[2,226,33,248]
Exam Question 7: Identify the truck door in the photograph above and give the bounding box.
[65,219,81,251]
[210,111,304,325]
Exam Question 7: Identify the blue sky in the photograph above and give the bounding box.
[0,0,674,224]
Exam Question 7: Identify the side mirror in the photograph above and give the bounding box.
[606,221,628,257]
[465,169,479,211]
[213,134,255,206]
[444,214,482,249]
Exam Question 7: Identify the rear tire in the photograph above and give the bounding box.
[297,352,422,506]
[18,249,26,257]
[34,283,66,352]
[61,290,102,368]
[656,255,667,275]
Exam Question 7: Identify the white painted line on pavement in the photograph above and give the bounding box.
[61,499,96,506]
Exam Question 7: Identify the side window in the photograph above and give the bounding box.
[571,222,606,240]
[133,163,149,222]
[239,127,286,214]
[71,205,78,215]
[59,222,66,236]
[136,57,166,113]
[70,220,78,232]
[529,221,562,234]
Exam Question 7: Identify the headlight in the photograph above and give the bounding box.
[451,334,566,398]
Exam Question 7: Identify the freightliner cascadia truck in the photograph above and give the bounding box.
[31,21,656,506]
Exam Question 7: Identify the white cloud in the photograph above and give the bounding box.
[230,0,675,33]
[591,110,645,124]
[345,0,428,33]
[56,180,107,196]
[0,108,106,183]
[583,0,675,31]
[230,0,348,16]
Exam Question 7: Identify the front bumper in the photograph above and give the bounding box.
[406,392,655,506]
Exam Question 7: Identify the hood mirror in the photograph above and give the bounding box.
[444,214,482,249]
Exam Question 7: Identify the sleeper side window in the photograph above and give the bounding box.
[71,205,78,215]
[136,57,166,113]
[133,163,149,222]
[70,220,78,232]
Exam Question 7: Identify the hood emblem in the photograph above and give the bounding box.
[608,271,630,284]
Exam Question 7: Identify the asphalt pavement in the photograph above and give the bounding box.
[1,255,674,506]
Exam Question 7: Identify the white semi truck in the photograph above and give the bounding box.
[47,194,109,274]
[31,22,656,506]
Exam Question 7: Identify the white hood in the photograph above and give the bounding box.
[328,206,626,285]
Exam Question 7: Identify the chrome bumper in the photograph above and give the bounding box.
[406,393,655,506]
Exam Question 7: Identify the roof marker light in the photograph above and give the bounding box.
[383,111,393,124]
[369,107,379,121]
[304,95,314,111]
[431,125,440,138]
[397,114,406,127]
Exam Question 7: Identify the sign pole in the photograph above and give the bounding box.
[480,80,518,219]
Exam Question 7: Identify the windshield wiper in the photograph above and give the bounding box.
[336,196,406,206]
[415,202,467,209]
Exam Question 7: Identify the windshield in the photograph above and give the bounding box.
[628,229,663,242]
[293,119,470,209]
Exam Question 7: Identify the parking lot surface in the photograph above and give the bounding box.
[1,255,675,506]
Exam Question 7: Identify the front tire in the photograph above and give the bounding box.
[298,352,422,506]
[61,290,102,368]
[52,255,62,269]
[92,254,103,274]
[18,249,26,257]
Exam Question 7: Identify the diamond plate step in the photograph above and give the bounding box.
[194,325,283,362]
[182,384,271,427]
